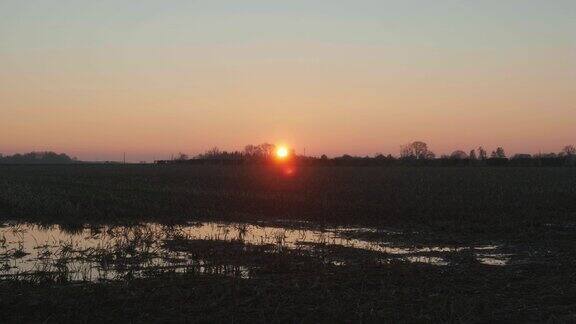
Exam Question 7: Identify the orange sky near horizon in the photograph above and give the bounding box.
[1,1,575,162]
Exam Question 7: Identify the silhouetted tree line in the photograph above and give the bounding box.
[160,143,293,165]
[156,142,576,167]
[0,152,76,164]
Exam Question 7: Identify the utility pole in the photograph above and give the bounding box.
[123,152,126,164]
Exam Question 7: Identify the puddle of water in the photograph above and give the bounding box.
[0,223,251,282]
[405,256,449,266]
[477,254,512,266]
[0,221,507,282]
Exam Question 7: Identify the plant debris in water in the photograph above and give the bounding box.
[0,221,510,282]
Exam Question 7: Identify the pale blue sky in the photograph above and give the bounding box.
[2,1,575,49]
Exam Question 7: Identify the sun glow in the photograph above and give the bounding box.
[276,146,289,159]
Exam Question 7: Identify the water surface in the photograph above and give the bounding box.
[0,221,508,282]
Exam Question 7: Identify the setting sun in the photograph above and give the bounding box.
[276,146,289,159]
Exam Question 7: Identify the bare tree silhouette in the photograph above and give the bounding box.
[400,141,435,159]
[478,146,487,160]
[176,152,189,161]
[561,145,575,157]
[491,147,506,159]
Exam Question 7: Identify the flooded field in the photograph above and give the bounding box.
[1,166,575,322]
[0,221,510,282]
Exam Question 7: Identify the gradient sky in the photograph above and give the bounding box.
[1,0,575,161]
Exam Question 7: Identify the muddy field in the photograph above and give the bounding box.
[1,165,575,322]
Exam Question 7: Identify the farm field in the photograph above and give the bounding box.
[1,165,576,322]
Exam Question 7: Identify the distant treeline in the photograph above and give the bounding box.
[157,142,576,167]
[0,152,76,164]
[2,143,574,166]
